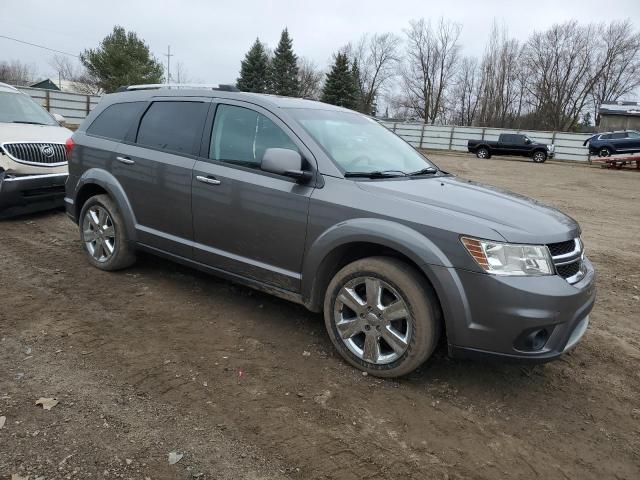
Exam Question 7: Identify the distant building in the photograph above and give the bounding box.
[599,101,640,131]
[30,79,60,91]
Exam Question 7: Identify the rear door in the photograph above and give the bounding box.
[191,100,316,292]
[115,98,210,257]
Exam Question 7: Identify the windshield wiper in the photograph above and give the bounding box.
[344,170,408,178]
[408,167,439,176]
[13,120,46,125]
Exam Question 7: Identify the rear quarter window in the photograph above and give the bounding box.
[86,102,146,141]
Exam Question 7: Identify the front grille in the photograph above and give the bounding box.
[2,142,67,166]
[556,261,581,279]
[547,238,584,283]
[547,240,576,257]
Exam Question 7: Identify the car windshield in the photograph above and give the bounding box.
[287,108,436,175]
[0,91,57,126]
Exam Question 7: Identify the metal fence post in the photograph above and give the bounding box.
[419,123,426,149]
[86,95,91,115]
[449,126,455,150]
[45,90,50,112]
[481,128,486,140]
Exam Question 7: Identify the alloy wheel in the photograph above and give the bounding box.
[82,205,116,263]
[333,276,413,365]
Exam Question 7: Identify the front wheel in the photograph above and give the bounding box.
[532,150,547,163]
[79,194,136,271]
[598,147,611,157]
[323,257,440,378]
[476,147,490,159]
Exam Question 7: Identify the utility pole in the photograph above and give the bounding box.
[164,45,173,85]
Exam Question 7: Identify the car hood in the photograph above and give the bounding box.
[357,175,580,244]
[0,123,72,144]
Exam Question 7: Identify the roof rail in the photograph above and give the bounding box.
[119,83,240,92]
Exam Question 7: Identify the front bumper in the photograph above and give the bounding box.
[429,257,596,362]
[0,171,68,219]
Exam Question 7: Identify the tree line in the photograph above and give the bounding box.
[2,19,639,132]
[236,19,640,131]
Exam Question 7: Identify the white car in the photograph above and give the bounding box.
[0,82,72,218]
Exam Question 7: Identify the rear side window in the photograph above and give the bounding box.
[86,102,146,141]
[209,104,298,169]
[136,101,208,155]
[611,132,628,139]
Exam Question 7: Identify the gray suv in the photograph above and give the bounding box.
[65,84,596,377]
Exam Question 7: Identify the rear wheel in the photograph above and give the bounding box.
[532,150,547,163]
[323,257,440,378]
[598,147,611,157]
[79,194,136,271]
[476,147,490,159]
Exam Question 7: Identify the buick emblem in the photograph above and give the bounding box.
[41,145,55,158]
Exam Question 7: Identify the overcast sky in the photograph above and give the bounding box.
[2,0,639,84]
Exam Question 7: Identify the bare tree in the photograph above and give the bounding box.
[297,57,323,99]
[397,18,462,124]
[591,20,640,124]
[49,54,102,94]
[522,21,606,131]
[475,22,524,128]
[0,60,37,86]
[451,56,482,126]
[172,61,192,83]
[347,32,400,114]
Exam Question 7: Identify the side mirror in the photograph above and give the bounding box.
[261,148,312,182]
[524,138,531,144]
[52,113,66,124]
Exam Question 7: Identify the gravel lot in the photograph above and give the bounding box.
[1,153,639,480]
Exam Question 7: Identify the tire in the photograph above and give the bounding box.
[598,147,611,157]
[532,150,547,163]
[78,194,136,271]
[323,256,441,378]
[476,147,490,159]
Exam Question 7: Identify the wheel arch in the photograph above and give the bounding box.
[73,168,137,241]
[301,219,451,316]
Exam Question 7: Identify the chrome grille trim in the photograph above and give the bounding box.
[548,238,585,284]
[1,142,67,167]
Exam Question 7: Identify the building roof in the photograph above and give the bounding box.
[599,101,640,117]
[30,79,61,91]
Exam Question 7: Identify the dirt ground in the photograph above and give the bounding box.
[1,153,639,480]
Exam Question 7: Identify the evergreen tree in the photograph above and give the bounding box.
[236,38,269,93]
[80,26,163,93]
[269,28,299,96]
[321,53,357,109]
[351,59,366,113]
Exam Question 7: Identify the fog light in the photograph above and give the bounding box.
[525,329,549,351]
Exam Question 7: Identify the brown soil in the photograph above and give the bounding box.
[1,154,639,479]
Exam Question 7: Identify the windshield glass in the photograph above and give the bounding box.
[0,91,57,125]
[287,108,436,174]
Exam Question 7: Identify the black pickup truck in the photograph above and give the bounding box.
[468,133,555,163]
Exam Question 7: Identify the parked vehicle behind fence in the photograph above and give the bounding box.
[65,84,595,377]
[583,130,640,157]
[468,133,555,163]
[0,82,71,218]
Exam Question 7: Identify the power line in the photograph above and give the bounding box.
[0,34,80,58]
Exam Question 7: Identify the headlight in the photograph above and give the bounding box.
[547,144,555,151]
[461,236,554,276]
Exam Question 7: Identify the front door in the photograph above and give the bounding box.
[191,101,315,292]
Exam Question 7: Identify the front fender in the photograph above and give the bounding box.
[71,168,137,242]
[301,218,452,309]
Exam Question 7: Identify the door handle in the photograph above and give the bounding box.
[196,175,221,185]
[116,156,135,165]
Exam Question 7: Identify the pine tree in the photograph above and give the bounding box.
[269,28,299,96]
[80,26,164,93]
[321,53,357,109]
[236,38,269,93]
[351,59,366,113]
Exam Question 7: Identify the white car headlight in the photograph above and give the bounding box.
[461,237,554,276]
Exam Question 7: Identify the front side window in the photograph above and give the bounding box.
[626,131,640,138]
[136,101,208,154]
[87,102,146,141]
[209,104,298,168]
[287,108,435,174]
[0,91,57,126]
[611,132,628,139]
